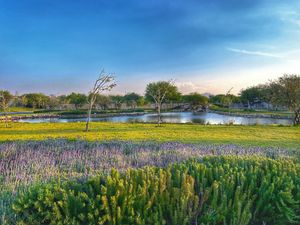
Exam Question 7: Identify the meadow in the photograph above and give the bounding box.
[0,122,300,148]
[0,122,300,224]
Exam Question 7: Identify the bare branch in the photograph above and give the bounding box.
[85,70,116,131]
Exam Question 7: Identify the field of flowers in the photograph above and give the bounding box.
[1,140,300,224]
[10,156,300,225]
[1,122,300,148]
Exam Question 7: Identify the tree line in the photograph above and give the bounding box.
[1,74,300,126]
[0,86,209,111]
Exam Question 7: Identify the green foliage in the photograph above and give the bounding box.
[93,94,112,110]
[109,95,124,109]
[21,93,51,109]
[67,93,88,109]
[145,81,181,104]
[182,93,208,109]
[268,74,300,125]
[123,93,144,108]
[240,85,269,106]
[13,156,300,225]
[210,94,240,107]
[0,90,13,112]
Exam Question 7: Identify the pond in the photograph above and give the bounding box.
[18,112,292,125]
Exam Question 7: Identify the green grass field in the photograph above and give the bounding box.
[1,122,299,148]
[0,107,34,112]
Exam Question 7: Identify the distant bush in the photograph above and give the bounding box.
[33,109,63,114]
[13,156,300,225]
[243,108,256,112]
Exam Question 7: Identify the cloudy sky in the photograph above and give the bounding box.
[1,0,300,95]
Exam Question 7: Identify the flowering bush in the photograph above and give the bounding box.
[12,156,300,225]
[1,140,299,224]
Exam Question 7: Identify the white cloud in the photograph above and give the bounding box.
[226,48,283,58]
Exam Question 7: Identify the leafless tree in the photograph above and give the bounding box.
[85,70,116,131]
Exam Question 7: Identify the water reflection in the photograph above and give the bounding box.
[18,112,292,125]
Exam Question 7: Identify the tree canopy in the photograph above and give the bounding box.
[67,93,87,109]
[21,93,50,109]
[0,90,13,111]
[124,92,143,109]
[240,85,269,106]
[267,74,300,124]
[183,93,208,109]
[145,81,180,125]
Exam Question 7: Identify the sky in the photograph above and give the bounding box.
[0,0,300,95]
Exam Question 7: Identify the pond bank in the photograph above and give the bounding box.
[0,112,147,121]
[209,110,293,119]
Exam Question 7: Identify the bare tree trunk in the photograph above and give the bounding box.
[85,103,92,132]
[157,103,161,126]
[294,108,300,125]
[4,113,8,128]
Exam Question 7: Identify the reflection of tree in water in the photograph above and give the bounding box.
[19,112,293,125]
[126,118,144,123]
[191,118,206,124]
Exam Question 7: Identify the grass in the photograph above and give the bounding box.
[0,107,35,113]
[0,122,299,148]
[209,105,293,117]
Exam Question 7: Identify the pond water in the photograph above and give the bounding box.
[18,112,292,125]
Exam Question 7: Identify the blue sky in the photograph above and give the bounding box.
[0,0,300,95]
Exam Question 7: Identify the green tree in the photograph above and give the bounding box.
[268,74,300,125]
[240,85,269,109]
[0,90,13,127]
[145,81,180,125]
[123,92,143,109]
[93,94,112,110]
[110,95,124,109]
[136,96,145,107]
[67,93,87,109]
[22,93,50,109]
[48,95,59,109]
[209,94,225,105]
[183,93,208,110]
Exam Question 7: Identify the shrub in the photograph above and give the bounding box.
[12,156,300,225]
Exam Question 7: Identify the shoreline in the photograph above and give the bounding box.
[0,109,293,122]
[0,112,147,121]
[208,110,293,119]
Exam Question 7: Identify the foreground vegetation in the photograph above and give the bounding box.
[1,141,299,224]
[0,122,299,148]
[11,156,300,225]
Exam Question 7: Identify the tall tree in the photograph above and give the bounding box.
[22,93,51,109]
[123,92,142,109]
[183,93,208,110]
[221,87,234,108]
[240,85,268,108]
[145,80,179,125]
[268,74,300,125]
[110,95,124,110]
[86,70,116,131]
[94,94,112,110]
[0,90,13,128]
[67,93,87,109]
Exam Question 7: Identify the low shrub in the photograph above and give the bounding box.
[12,156,300,225]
